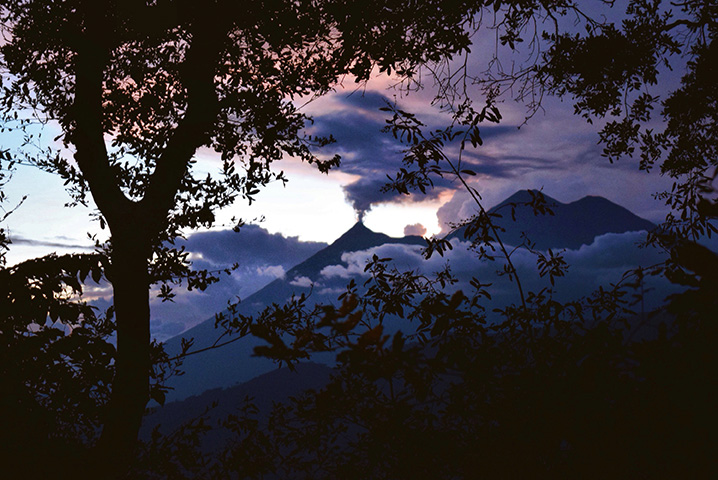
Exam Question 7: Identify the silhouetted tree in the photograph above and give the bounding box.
[2,0,717,477]
[0,0,482,476]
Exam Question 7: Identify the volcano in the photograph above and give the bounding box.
[160,191,657,401]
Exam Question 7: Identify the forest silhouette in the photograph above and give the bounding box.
[1,1,717,478]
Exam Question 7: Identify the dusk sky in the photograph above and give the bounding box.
[2,74,674,263]
[0,4,683,339]
[3,4,714,477]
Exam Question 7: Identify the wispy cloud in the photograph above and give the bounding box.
[9,234,94,250]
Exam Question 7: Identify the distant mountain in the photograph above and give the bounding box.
[141,362,332,450]
[283,221,424,279]
[161,223,424,401]
[160,191,656,401]
[450,190,655,250]
[147,190,669,451]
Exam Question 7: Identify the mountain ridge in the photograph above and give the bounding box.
[449,189,655,250]
[161,223,425,401]
[161,190,656,401]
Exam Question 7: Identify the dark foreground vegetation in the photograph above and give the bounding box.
[1,0,717,478]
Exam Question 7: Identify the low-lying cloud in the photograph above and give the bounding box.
[146,225,326,341]
[313,231,673,315]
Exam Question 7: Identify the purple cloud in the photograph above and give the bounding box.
[404,223,427,236]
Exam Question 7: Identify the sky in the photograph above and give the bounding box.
[0,1,680,265]
[0,3,687,339]
[1,81,674,264]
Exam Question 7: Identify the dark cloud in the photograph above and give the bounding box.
[181,225,326,269]
[342,177,403,221]
[310,109,410,217]
[310,93,531,218]
[310,107,450,217]
[337,90,394,112]
[313,87,671,233]
[472,124,522,141]
[460,150,564,178]
[311,111,399,169]
[307,77,674,225]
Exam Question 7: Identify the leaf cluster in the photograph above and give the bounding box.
[0,252,116,476]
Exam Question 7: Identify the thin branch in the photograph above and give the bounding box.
[442,150,527,309]
[165,330,249,363]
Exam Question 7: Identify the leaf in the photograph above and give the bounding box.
[358,325,384,347]
[91,266,102,283]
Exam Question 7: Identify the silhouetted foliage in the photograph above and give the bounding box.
[0,0,483,476]
[201,2,717,477]
[2,0,717,478]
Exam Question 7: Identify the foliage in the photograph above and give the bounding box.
[131,2,718,478]
[0,251,115,475]
[0,0,486,476]
[136,252,717,479]
[1,0,717,478]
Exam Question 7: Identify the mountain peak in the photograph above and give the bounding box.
[284,222,424,280]
[331,222,388,251]
[491,189,561,211]
[342,221,373,237]
[453,190,655,250]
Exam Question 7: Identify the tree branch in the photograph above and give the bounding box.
[139,13,228,233]
[72,5,133,227]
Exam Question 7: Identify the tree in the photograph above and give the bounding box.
[0,0,480,476]
[3,0,717,476]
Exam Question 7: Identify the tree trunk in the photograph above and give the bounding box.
[92,235,151,478]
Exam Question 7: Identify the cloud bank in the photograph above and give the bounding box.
[309,231,673,318]
[147,225,326,341]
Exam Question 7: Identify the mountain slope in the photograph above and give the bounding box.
[161,223,424,401]
[161,191,656,401]
[450,190,655,250]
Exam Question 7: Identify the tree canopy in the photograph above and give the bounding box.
[0,0,481,477]
[1,0,717,478]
